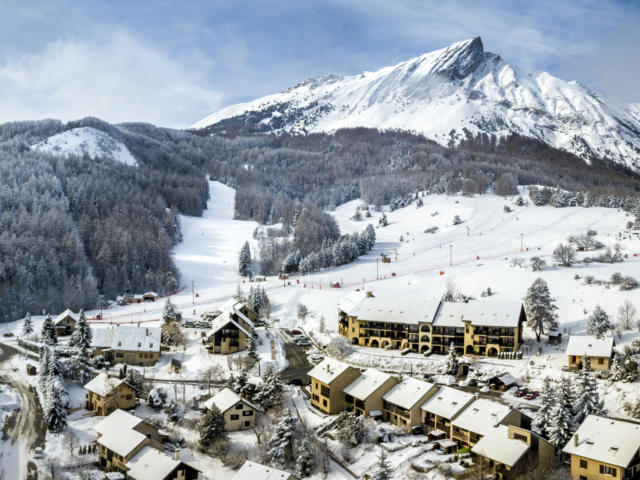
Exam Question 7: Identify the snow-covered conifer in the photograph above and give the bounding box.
[378,213,388,227]
[70,309,92,351]
[586,305,613,337]
[524,278,558,341]
[295,435,317,478]
[268,413,297,467]
[199,405,227,449]
[45,376,68,433]
[445,342,459,375]
[41,314,57,345]
[371,451,392,480]
[238,241,252,277]
[572,356,605,425]
[533,377,554,438]
[610,353,625,381]
[547,377,574,448]
[22,312,33,336]
[253,365,284,409]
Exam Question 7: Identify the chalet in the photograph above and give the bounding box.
[563,415,640,480]
[489,372,519,392]
[472,425,554,480]
[122,294,144,304]
[94,410,165,474]
[450,398,529,447]
[204,301,256,354]
[126,446,200,480]
[421,386,475,435]
[85,373,136,415]
[53,309,78,336]
[337,290,525,357]
[567,335,615,371]
[548,329,562,345]
[337,290,439,352]
[142,292,158,302]
[343,368,398,417]
[308,358,360,414]
[234,460,297,480]
[203,388,260,431]
[91,326,161,366]
[382,377,437,428]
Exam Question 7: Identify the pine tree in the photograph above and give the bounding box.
[238,241,252,277]
[548,377,574,448]
[586,305,613,337]
[41,314,57,346]
[162,298,177,324]
[47,347,64,380]
[45,376,68,433]
[299,257,312,275]
[378,213,388,227]
[295,435,317,478]
[610,353,625,381]
[253,366,284,409]
[445,342,459,375]
[624,358,638,383]
[248,330,258,360]
[572,356,605,425]
[631,397,640,419]
[39,347,51,392]
[268,413,297,467]
[524,278,558,341]
[371,451,392,480]
[533,377,554,439]
[22,312,33,336]
[199,405,227,449]
[70,310,92,351]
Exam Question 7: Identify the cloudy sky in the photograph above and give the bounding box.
[0,0,638,127]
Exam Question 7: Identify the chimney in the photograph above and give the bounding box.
[174,448,180,460]
[326,364,330,373]
[574,434,579,447]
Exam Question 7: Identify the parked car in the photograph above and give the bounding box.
[291,329,302,335]
[524,391,539,400]
[513,388,529,397]
[297,338,311,347]
[308,353,324,364]
[254,319,265,327]
[33,447,44,459]
[2,332,14,337]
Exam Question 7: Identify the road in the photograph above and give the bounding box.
[0,342,46,480]
[275,329,313,385]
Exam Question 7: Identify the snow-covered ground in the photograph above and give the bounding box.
[31,126,139,167]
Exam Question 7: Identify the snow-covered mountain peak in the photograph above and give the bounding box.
[192,37,640,171]
[31,127,138,167]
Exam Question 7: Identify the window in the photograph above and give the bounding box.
[236,403,243,410]
[230,414,239,420]
[322,399,327,407]
[138,343,141,348]
[598,358,604,364]
[118,341,122,347]
[312,394,319,402]
[243,410,253,416]
[244,421,251,427]
[125,394,133,400]
[116,353,123,358]
[579,459,588,469]
[599,465,617,476]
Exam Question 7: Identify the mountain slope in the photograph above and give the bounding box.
[32,126,138,167]
[193,37,640,171]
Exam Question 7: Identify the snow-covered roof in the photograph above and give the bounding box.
[203,388,259,413]
[338,290,440,325]
[208,314,252,338]
[451,398,512,437]
[127,446,182,480]
[84,373,125,396]
[98,427,147,458]
[432,302,466,328]
[143,292,158,297]
[471,425,530,467]
[308,358,356,385]
[563,415,640,467]
[218,299,255,328]
[491,372,519,386]
[53,309,78,325]
[94,409,143,437]
[463,301,523,327]
[91,325,161,352]
[233,460,294,480]
[420,386,474,419]
[343,369,395,401]
[566,335,614,358]
[383,377,436,410]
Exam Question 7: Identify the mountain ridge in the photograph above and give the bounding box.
[192,36,640,171]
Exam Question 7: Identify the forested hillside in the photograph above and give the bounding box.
[2,118,640,321]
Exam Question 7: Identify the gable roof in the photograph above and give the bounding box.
[203,387,259,413]
[343,368,395,401]
[563,415,640,467]
[383,377,436,410]
[54,309,78,325]
[452,398,513,436]
[94,409,143,437]
[233,460,295,480]
[566,335,614,358]
[463,301,523,327]
[471,425,531,467]
[126,445,195,480]
[338,290,440,325]
[308,358,356,385]
[218,299,255,327]
[97,428,147,458]
[84,373,128,397]
[420,386,475,420]
[432,302,467,328]
[91,325,161,352]
[208,316,251,338]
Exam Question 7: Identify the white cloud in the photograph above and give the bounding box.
[0,31,223,127]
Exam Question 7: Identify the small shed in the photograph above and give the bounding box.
[143,292,158,302]
[170,358,182,374]
[548,330,562,345]
[435,438,458,454]
[26,364,37,375]
[489,372,519,392]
